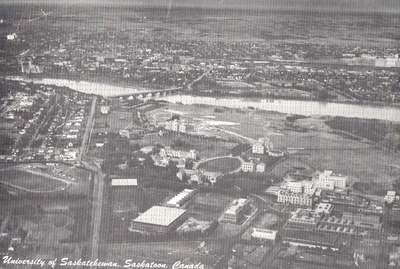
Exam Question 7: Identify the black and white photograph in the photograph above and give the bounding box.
[0,0,399,268]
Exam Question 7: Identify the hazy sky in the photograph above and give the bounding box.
[3,0,400,13]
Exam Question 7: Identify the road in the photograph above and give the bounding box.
[82,160,106,263]
[77,95,105,262]
[186,67,213,91]
[79,96,97,162]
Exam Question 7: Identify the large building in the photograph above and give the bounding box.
[164,119,194,134]
[159,147,198,160]
[165,189,197,208]
[282,229,344,252]
[222,198,251,224]
[130,206,187,234]
[241,161,255,173]
[285,208,322,231]
[252,141,265,155]
[251,228,278,242]
[277,190,313,207]
[314,170,347,190]
[282,180,316,196]
[341,212,382,231]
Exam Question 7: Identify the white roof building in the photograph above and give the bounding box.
[251,228,278,241]
[111,178,138,186]
[133,206,186,227]
[166,189,196,208]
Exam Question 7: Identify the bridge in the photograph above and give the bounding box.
[111,87,183,99]
[111,67,213,99]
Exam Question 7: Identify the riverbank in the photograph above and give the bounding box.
[156,95,400,122]
[4,75,400,122]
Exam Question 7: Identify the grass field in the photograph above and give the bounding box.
[197,157,241,173]
[0,169,68,192]
[95,109,136,132]
[187,191,233,221]
[153,103,400,195]
[110,187,173,214]
[142,132,238,159]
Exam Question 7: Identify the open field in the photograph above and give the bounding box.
[197,157,241,173]
[110,187,173,214]
[0,168,68,192]
[187,191,234,221]
[154,102,400,195]
[95,109,136,132]
[101,187,174,243]
[142,132,238,159]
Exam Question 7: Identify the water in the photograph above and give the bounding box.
[7,76,400,122]
[6,76,147,97]
[157,95,400,122]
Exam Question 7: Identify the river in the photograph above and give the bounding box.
[5,76,148,97]
[157,95,400,122]
[6,76,400,122]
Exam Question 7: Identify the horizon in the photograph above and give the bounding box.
[1,0,400,14]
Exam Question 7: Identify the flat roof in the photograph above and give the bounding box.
[133,206,186,227]
[111,178,138,186]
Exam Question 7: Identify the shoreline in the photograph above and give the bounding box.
[3,75,399,109]
[3,75,400,122]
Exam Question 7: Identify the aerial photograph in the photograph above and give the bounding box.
[0,0,399,268]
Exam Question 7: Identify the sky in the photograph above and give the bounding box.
[2,0,400,14]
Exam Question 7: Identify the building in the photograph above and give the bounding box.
[318,216,357,235]
[160,147,198,160]
[268,150,285,157]
[341,212,382,231]
[282,229,342,252]
[202,171,223,185]
[100,105,110,114]
[385,191,398,204]
[252,141,265,155]
[285,208,321,231]
[111,178,138,187]
[222,198,251,224]
[255,163,266,173]
[277,190,313,207]
[251,228,278,242]
[164,119,194,134]
[165,119,179,132]
[282,180,316,195]
[241,161,255,173]
[314,170,347,190]
[165,189,196,208]
[119,129,130,139]
[130,206,187,234]
[285,181,304,193]
[303,181,316,195]
[315,203,334,215]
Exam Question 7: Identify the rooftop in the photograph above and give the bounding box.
[166,189,195,207]
[111,178,138,186]
[225,198,249,215]
[133,206,186,227]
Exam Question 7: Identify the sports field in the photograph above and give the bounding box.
[0,169,68,192]
[197,157,241,173]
